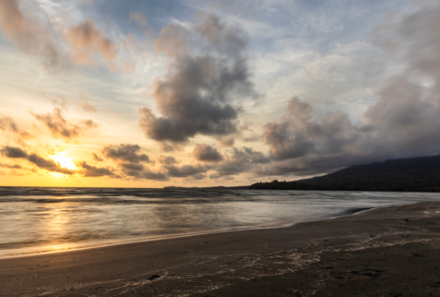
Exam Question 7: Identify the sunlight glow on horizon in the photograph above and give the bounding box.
[51,152,77,170]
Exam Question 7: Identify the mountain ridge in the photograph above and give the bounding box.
[249,155,440,192]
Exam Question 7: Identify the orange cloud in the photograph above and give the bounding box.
[0,0,66,69]
[0,116,32,146]
[66,20,118,69]
[0,117,31,139]
[32,108,98,140]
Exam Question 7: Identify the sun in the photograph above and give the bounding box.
[51,152,77,170]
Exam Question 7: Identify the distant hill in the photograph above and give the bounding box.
[249,155,440,192]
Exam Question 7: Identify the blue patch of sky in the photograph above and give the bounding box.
[86,0,197,34]
[0,32,12,49]
[245,0,415,54]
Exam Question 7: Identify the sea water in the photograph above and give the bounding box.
[1,187,440,258]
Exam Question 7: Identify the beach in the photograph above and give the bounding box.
[2,201,440,296]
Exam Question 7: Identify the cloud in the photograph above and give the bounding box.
[121,163,144,171]
[0,116,32,142]
[213,147,269,177]
[256,96,366,176]
[32,108,98,139]
[116,163,145,177]
[259,93,431,176]
[92,153,103,162]
[157,155,179,165]
[65,20,118,69]
[1,146,27,158]
[27,153,74,175]
[0,117,20,133]
[78,161,114,177]
[102,144,150,163]
[79,101,97,112]
[219,136,235,147]
[1,146,74,175]
[163,164,208,178]
[251,2,440,178]
[0,1,122,71]
[0,163,23,169]
[263,96,361,162]
[139,14,254,149]
[365,1,440,155]
[141,168,169,181]
[192,144,223,162]
[98,144,172,181]
[0,0,67,70]
[118,162,168,181]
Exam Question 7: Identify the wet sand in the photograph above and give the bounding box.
[2,201,440,296]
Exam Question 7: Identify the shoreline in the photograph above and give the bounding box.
[0,203,387,261]
[2,201,440,296]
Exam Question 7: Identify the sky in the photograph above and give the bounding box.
[1,0,439,188]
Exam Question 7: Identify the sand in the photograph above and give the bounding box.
[2,201,440,296]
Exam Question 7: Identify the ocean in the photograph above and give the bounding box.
[1,187,440,259]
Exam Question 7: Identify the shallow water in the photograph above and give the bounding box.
[1,187,440,258]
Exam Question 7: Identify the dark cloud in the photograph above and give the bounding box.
[124,170,143,178]
[0,163,23,169]
[139,14,254,148]
[121,163,144,171]
[213,147,269,177]
[119,163,167,181]
[257,95,397,176]
[28,153,74,175]
[102,144,150,163]
[78,161,114,177]
[1,146,27,158]
[163,164,209,178]
[141,168,169,181]
[113,163,167,180]
[263,97,360,162]
[219,136,235,147]
[32,108,98,139]
[98,144,171,180]
[157,155,179,165]
[192,144,223,163]
[243,135,262,142]
[189,173,206,180]
[92,153,104,162]
[1,146,74,175]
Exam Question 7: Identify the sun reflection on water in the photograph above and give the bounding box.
[2,189,440,259]
[40,201,75,253]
